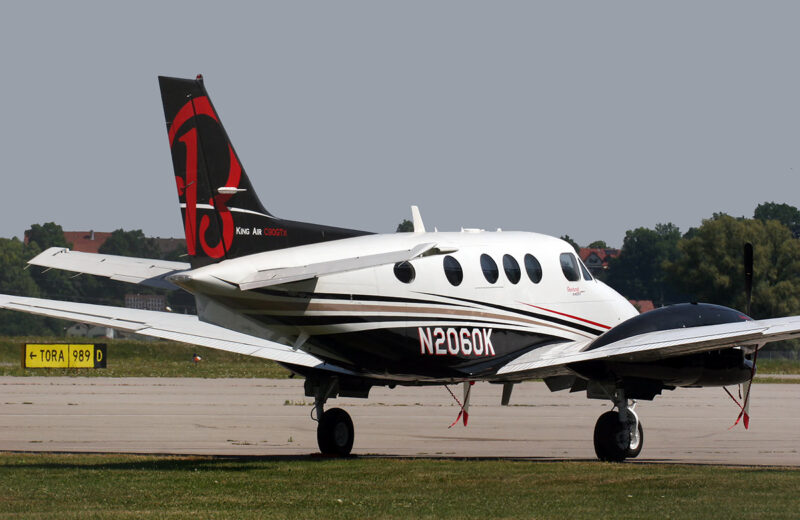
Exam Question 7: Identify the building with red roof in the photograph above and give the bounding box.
[579,247,620,276]
[61,230,113,253]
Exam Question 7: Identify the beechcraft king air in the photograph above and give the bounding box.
[2,75,800,462]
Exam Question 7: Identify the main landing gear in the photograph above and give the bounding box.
[311,378,354,456]
[593,389,643,462]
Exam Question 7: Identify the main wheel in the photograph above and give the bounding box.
[317,408,354,456]
[593,410,640,462]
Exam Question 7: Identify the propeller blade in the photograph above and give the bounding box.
[744,242,753,316]
[445,382,474,428]
[725,243,757,429]
[740,379,752,429]
[741,242,756,428]
[462,381,474,426]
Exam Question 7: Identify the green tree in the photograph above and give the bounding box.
[754,201,800,238]
[396,219,414,233]
[587,240,608,249]
[605,223,683,305]
[23,223,107,304]
[99,229,161,258]
[665,215,800,319]
[25,222,71,250]
[0,237,64,335]
[560,235,580,253]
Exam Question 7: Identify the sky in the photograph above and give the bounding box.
[2,1,799,248]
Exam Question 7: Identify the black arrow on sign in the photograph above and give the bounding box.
[29,351,37,360]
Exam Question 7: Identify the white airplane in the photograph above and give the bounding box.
[2,75,799,461]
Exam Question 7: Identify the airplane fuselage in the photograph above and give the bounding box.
[172,230,638,381]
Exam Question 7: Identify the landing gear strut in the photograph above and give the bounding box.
[593,389,643,462]
[311,378,354,456]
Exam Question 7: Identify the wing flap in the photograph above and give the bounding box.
[29,247,190,289]
[499,316,800,376]
[0,293,351,372]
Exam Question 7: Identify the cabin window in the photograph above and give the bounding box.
[393,261,415,284]
[524,254,542,283]
[480,254,499,284]
[560,253,581,282]
[443,255,463,286]
[503,254,521,284]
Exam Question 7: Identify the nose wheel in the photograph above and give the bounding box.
[593,390,644,462]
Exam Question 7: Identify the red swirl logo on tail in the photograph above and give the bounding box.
[169,96,240,258]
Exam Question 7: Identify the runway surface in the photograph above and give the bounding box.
[1,377,798,466]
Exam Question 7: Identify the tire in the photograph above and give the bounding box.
[317,408,354,456]
[593,411,631,462]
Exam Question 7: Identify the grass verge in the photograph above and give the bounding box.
[0,337,291,378]
[0,453,798,520]
[758,358,800,374]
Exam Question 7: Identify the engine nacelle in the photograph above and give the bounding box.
[573,303,754,392]
[587,302,751,352]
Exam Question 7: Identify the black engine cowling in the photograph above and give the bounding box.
[571,303,754,394]
[587,302,751,352]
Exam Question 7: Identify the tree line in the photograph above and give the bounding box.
[0,223,190,335]
[568,203,800,324]
[399,202,800,322]
[1,201,799,337]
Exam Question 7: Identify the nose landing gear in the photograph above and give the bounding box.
[593,389,643,462]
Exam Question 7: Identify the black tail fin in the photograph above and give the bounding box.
[158,75,368,266]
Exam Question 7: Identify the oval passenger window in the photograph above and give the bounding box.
[480,254,499,284]
[393,261,415,284]
[524,254,542,283]
[503,254,521,284]
[443,255,463,286]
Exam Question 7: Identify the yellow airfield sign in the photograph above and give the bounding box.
[22,344,107,369]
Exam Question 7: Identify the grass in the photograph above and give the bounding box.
[0,453,798,520]
[0,336,291,378]
[757,358,800,375]
[1,336,798,380]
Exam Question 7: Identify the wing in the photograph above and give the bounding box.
[498,316,800,377]
[223,242,452,290]
[29,247,190,289]
[0,293,353,374]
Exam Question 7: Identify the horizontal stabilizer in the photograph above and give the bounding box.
[29,247,190,289]
[231,242,441,290]
[0,293,352,373]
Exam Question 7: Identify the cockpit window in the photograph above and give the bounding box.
[578,258,593,281]
[559,253,581,282]
[503,254,521,284]
[524,254,542,283]
[480,254,499,284]
[443,255,463,286]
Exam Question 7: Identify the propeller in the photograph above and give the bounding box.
[736,242,757,429]
[744,242,753,317]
